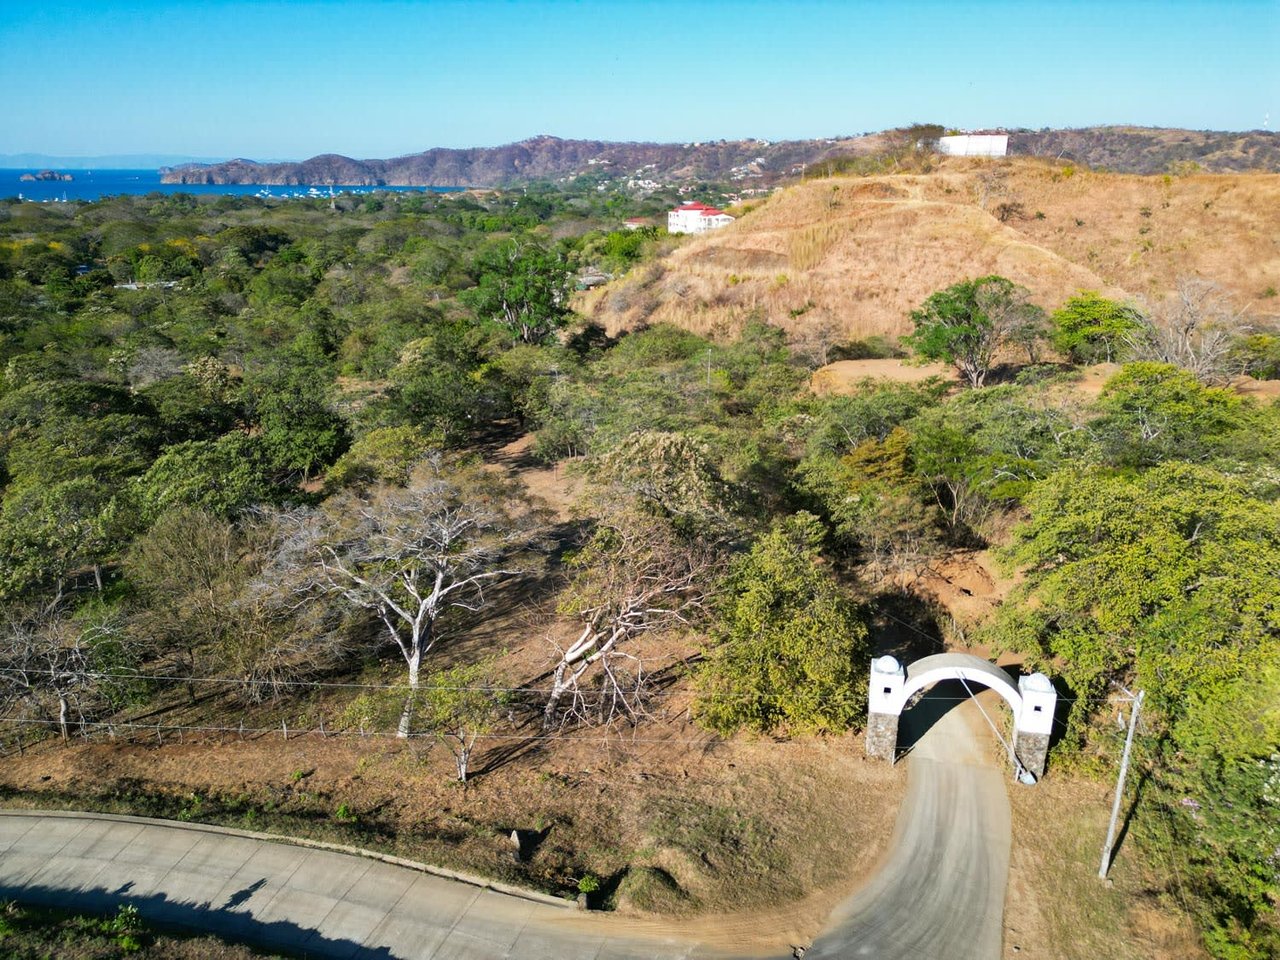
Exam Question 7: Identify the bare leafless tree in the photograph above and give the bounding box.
[222,584,350,704]
[543,505,724,730]
[788,315,846,370]
[540,433,735,729]
[254,460,544,735]
[1128,278,1250,384]
[0,606,131,742]
[126,346,185,390]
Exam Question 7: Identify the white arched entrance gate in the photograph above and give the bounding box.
[865,653,1057,780]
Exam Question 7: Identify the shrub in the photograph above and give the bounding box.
[694,513,870,735]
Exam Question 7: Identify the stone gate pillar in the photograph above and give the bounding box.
[866,656,905,761]
[1014,673,1057,780]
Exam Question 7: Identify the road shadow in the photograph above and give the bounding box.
[896,679,971,756]
[1,881,398,959]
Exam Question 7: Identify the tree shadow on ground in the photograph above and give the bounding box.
[1,881,398,959]
[1107,747,1157,869]
[866,588,946,664]
[472,733,547,780]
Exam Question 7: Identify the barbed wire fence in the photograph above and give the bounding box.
[0,664,1119,761]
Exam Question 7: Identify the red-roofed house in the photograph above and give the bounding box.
[668,200,735,234]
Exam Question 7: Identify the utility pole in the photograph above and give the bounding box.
[1098,688,1144,879]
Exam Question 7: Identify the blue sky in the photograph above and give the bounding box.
[1,0,1276,159]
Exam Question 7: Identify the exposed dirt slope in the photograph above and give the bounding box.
[587,158,1280,341]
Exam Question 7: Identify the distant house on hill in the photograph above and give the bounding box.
[937,134,1009,157]
[668,201,734,234]
[623,217,650,231]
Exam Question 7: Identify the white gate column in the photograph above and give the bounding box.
[865,656,905,760]
[1013,674,1057,779]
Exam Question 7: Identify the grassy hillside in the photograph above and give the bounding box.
[586,156,1280,341]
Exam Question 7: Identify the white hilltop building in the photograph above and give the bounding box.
[937,133,1009,157]
[668,200,734,234]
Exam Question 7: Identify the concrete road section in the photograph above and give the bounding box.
[0,811,703,959]
[0,684,1014,960]
[804,686,1012,960]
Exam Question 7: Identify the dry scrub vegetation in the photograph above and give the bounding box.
[585,156,1280,343]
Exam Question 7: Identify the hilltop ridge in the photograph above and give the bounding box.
[161,127,1280,188]
[585,156,1280,341]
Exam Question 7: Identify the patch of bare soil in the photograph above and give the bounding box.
[1060,362,1123,398]
[1230,373,1280,400]
[903,550,1015,632]
[810,358,958,394]
[814,360,1279,408]
[1004,774,1205,960]
[489,433,583,521]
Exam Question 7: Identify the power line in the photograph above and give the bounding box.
[0,667,1124,703]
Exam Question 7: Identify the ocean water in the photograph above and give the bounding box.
[0,169,461,203]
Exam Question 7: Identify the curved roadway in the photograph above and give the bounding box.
[0,811,698,959]
[0,686,1011,960]
[805,687,1012,959]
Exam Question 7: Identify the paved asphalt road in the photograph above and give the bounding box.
[804,686,1013,959]
[0,685,1012,960]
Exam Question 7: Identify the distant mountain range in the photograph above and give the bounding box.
[158,128,1280,188]
[160,135,845,188]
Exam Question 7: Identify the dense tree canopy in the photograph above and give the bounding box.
[990,462,1280,718]
[1,183,1277,956]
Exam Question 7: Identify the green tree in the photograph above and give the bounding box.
[903,276,1043,387]
[0,478,126,600]
[383,325,499,443]
[1230,332,1280,381]
[324,425,441,492]
[796,427,941,575]
[1050,291,1144,364]
[140,373,241,445]
[1151,666,1280,959]
[418,657,510,782]
[248,361,349,480]
[134,433,277,522]
[988,462,1280,725]
[1095,362,1251,466]
[462,240,573,345]
[694,513,870,735]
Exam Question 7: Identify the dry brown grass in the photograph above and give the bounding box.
[587,157,1280,342]
[1004,774,1206,960]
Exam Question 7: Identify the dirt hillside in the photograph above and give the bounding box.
[586,157,1280,341]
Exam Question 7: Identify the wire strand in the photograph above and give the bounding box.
[0,715,723,746]
[0,667,1123,703]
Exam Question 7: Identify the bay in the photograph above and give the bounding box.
[1,169,461,203]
